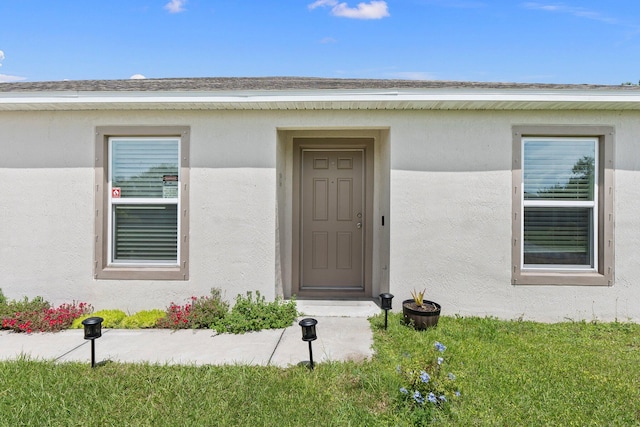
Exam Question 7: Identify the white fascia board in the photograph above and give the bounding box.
[2,88,640,109]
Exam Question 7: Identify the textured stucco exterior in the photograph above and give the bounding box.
[387,110,637,322]
[1,81,640,322]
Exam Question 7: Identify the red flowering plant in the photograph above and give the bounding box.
[0,295,92,334]
[40,302,93,332]
[156,289,229,330]
[156,300,193,329]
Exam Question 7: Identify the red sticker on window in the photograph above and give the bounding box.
[112,187,121,198]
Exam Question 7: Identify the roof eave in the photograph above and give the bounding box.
[2,89,640,111]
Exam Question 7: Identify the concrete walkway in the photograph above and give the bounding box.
[0,300,380,367]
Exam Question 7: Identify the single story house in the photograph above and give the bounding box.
[1,77,639,322]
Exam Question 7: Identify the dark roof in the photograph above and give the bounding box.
[0,76,636,93]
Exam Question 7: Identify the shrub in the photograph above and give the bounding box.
[1,295,52,332]
[0,295,50,319]
[1,297,92,333]
[0,288,6,306]
[156,301,192,329]
[190,288,229,329]
[156,289,296,333]
[157,288,228,330]
[72,309,127,329]
[211,291,298,334]
[121,309,166,329]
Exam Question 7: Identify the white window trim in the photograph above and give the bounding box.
[94,126,190,280]
[512,125,614,286]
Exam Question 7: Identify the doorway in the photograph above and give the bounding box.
[292,138,374,298]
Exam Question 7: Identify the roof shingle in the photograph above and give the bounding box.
[1,76,636,93]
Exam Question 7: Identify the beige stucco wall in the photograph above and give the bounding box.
[389,110,640,322]
[1,108,639,322]
[0,110,277,312]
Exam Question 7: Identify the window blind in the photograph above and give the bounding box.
[523,207,592,265]
[522,138,596,268]
[109,137,180,264]
[523,140,594,201]
[113,205,178,261]
[112,139,179,198]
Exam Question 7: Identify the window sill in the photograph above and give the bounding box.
[95,265,188,281]
[512,270,612,286]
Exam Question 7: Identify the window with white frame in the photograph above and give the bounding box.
[512,126,614,286]
[95,126,189,280]
[522,137,597,269]
[109,137,180,263]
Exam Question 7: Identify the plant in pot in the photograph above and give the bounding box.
[402,289,441,330]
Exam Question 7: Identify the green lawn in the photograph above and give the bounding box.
[1,315,639,426]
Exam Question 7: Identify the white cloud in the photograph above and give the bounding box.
[320,37,338,43]
[333,1,389,19]
[0,74,27,83]
[522,3,617,24]
[309,0,390,20]
[130,74,146,79]
[309,0,337,9]
[164,0,187,14]
[0,51,28,82]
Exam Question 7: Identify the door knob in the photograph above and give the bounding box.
[356,222,362,229]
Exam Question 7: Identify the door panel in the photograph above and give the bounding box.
[301,149,364,289]
[312,231,328,269]
[313,179,328,220]
[336,232,353,269]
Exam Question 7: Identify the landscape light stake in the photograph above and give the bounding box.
[379,293,394,330]
[298,318,318,370]
[81,317,104,368]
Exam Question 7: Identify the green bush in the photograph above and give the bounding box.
[0,295,50,318]
[72,309,128,329]
[1,295,92,333]
[0,288,297,334]
[211,291,298,334]
[190,288,229,329]
[121,309,166,329]
[156,288,229,330]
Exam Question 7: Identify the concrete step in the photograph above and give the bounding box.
[295,300,381,318]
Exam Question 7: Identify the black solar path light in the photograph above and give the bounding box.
[379,293,394,330]
[299,318,318,370]
[81,317,104,368]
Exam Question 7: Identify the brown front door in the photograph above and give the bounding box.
[293,139,372,297]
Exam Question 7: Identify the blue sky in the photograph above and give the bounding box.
[1,1,640,84]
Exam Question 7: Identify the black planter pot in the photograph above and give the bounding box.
[402,299,441,330]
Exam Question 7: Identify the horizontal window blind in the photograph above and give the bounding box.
[523,140,595,201]
[112,139,179,199]
[522,138,597,269]
[113,205,178,261]
[523,207,592,266]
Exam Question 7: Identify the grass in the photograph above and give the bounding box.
[1,314,639,426]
